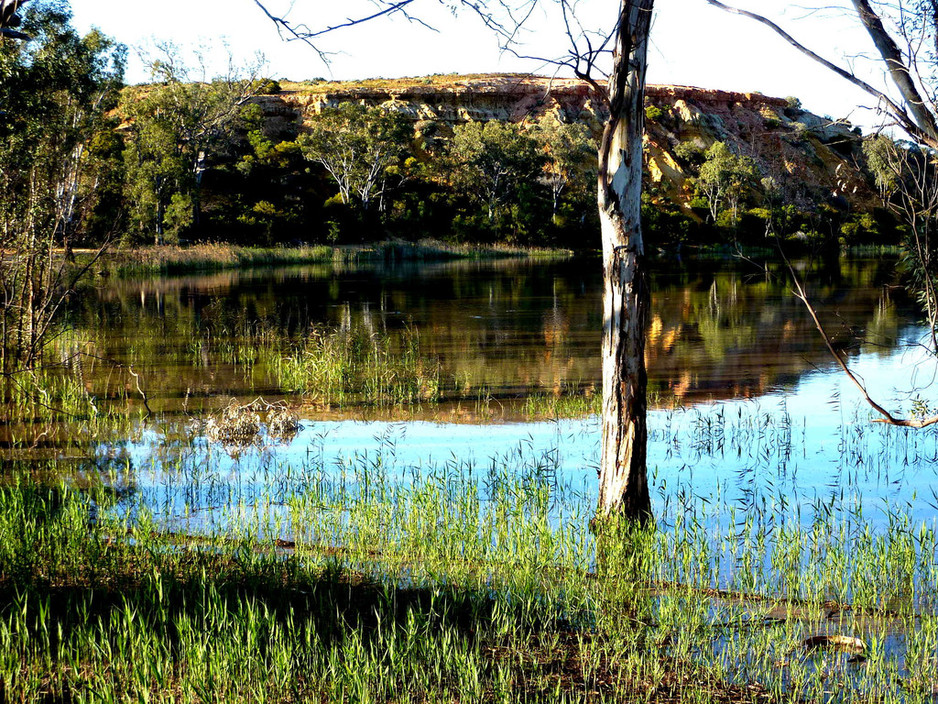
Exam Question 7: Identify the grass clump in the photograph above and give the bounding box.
[96,244,336,275]
[266,323,444,406]
[97,240,572,277]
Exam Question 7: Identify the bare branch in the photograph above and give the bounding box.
[704,0,938,149]
[300,0,422,38]
[251,0,333,65]
[784,254,938,428]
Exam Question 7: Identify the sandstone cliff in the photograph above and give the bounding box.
[254,74,876,219]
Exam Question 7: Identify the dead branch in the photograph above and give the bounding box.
[703,0,938,150]
[783,257,938,428]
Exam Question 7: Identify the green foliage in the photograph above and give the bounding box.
[840,212,881,245]
[863,134,900,199]
[299,103,410,214]
[641,192,697,249]
[673,141,704,169]
[163,193,193,242]
[533,116,597,219]
[257,78,281,94]
[236,200,293,245]
[696,142,759,225]
[645,105,665,122]
[448,120,545,236]
[0,1,125,369]
[120,46,263,243]
[688,195,710,212]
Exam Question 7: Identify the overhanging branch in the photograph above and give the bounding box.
[0,0,30,40]
[785,257,938,428]
[704,0,938,150]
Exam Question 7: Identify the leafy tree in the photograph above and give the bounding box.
[696,142,758,225]
[0,1,124,369]
[534,116,596,219]
[449,120,545,225]
[121,45,263,243]
[298,103,410,214]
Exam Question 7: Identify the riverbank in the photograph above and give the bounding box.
[1,463,933,703]
[88,240,574,276]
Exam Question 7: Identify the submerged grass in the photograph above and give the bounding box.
[0,356,138,454]
[189,319,598,417]
[2,416,938,703]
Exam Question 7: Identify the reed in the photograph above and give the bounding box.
[97,240,573,277]
[1,410,936,702]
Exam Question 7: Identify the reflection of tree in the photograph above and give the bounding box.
[66,258,910,413]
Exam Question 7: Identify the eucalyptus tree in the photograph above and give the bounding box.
[256,0,657,522]
[449,120,545,224]
[696,141,758,225]
[534,116,597,219]
[0,1,124,369]
[298,103,410,214]
[121,46,264,243]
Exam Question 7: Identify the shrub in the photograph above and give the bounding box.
[257,78,281,94]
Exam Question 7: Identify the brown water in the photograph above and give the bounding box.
[64,253,912,413]
[67,253,911,419]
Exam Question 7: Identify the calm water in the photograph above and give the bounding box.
[76,254,909,411]
[62,253,938,532]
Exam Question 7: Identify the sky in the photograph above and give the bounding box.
[68,0,894,133]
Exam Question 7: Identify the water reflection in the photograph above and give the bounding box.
[120,338,938,537]
[74,255,912,415]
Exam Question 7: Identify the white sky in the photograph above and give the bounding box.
[68,0,899,133]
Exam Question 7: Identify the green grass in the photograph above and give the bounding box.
[0,354,138,454]
[94,243,335,275]
[0,429,937,702]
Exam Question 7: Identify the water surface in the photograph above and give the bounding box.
[61,253,938,533]
[74,254,910,414]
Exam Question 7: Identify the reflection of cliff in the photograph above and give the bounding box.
[71,258,909,411]
[644,260,905,403]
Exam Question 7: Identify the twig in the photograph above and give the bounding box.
[780,251,938,428]
[126,365,152,419]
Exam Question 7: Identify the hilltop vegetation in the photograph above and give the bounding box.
[0,3,906,260]
[113,73,898,253]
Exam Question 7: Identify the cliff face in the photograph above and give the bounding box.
[263,75,605,132]
[641,85,874,216]
[254,74,875,217]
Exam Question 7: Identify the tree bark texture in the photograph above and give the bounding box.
[596,0,654,522]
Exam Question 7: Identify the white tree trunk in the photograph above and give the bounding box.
[596,0,654,523]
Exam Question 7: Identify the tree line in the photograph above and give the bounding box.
[2,2,914,263]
